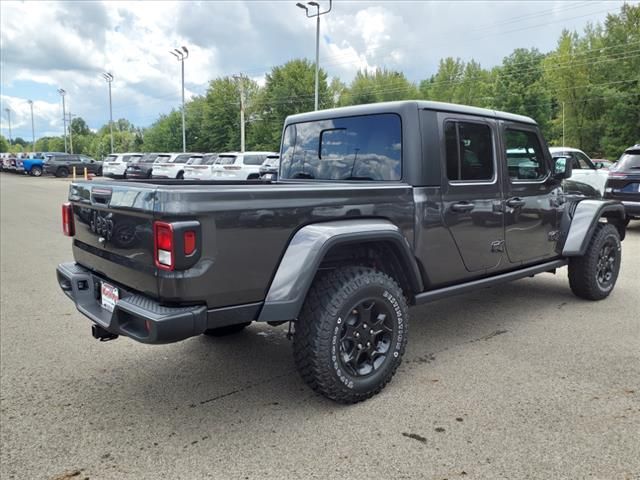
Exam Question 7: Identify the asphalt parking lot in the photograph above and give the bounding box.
[1,173,638,480]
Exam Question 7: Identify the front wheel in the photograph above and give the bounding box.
[568,223,621,300]
[293,266,409,404]
[30,166,43,177]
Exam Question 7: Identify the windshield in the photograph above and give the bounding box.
[216,155,237,165]
[280,113,402,181]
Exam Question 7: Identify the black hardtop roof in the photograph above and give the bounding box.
[285,100,537,126]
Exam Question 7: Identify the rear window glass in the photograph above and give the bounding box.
[243,154,267,166]
[189,154,216,165]
[280,113,402,181]
[616,153,640,170]
[156,155,171,163]
[173,154,193,163]
[136,154,158,163]
[106,155,118,162]
[216,155,237,165]
[124,155,141,162]
[186,155,203,164]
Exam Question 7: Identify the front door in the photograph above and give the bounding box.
[441,115,505,273]
[502,123,559,264]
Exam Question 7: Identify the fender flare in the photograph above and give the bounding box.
[561,199,626,256]
[258,219,423,322]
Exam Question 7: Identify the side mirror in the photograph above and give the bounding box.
[553,156,572,180]
[594,162,603,169]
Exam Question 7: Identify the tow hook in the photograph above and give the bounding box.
[91,324,119,342]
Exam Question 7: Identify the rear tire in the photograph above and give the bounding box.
[203,322,251,337]
[30,166,43,177]
[56,167,69,178]
[568,223,621,300]
[177,171,184,180]
[293,266,409,404]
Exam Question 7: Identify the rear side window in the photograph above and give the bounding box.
[216,155,237,165]
[243,154,266,165]
[505,129,547,181]
[280,113,402,181]
[444,121,494,181]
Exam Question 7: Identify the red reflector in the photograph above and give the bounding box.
[62,202,75,236]
[153,222,174,270]
[184,231,196,255]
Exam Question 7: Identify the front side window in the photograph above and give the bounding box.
[505,129,547,181]
[574,151,593,169]
[445,121,494,182]
[280,113,402,181]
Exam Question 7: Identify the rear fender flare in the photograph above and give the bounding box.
[561,199,626,256]
[258,219,422,322]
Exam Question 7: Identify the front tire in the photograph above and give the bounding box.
[30,166,43,177]
[568,223,621,300]
[293,266,409,404]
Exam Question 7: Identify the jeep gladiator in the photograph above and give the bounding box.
[57,101,626,403]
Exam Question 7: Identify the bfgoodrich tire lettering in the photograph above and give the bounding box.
[293,266,409,403]
[568,223,621,300]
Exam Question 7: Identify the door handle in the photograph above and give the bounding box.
[506,197,526,208]
[451,202,475,213]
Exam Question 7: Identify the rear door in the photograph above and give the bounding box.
[501,123,559,264]
[440,114,505,273]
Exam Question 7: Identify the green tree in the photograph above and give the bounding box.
[0,134,9,152]
[420,57,465,103]
[70,117,91,136]
[341,69,418,106]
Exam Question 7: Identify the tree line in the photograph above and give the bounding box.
[2,4,638,160]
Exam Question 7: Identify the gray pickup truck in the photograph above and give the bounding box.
[57,101,626,403]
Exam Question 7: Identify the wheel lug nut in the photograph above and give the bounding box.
[369,329,374,334]
[367,342,371,347]
[363,324,368,329]
[355,332,360,338]
[357,343,362,349]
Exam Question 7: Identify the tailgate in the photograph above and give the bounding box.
[69,181,159,298]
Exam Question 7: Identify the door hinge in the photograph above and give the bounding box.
[491,240,505,253]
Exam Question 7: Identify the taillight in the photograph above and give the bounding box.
[154,222,174,270]
[62,202,75,236]
[184,231,196,255]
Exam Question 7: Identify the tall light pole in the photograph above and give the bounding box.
[170,46,189,152]
[67,112,75,154]
[4,108,12,145]
[233,73,247,152]
[296,0,332,111]
[27,100,35,153]
[57,88,67,153]
[102,72,114,153]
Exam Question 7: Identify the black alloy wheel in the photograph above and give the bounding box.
[339,299,394,377]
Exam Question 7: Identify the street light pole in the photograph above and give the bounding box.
[233,74,247,152]
[102,72,114,153]
[170,46,189,153]
[28,100,35,153]
[4,108,12,144]
[57,89,67,153]
[67,113,76,154]
[296,0,332,111]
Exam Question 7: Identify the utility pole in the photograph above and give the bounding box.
[296,1,332,111]
[170,46,189,152]
[57,89,67,153]
[4,108,12,145]
[102,72,114,153]
[28,100,35,153]
[233,73,247,152]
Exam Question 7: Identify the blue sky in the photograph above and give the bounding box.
[0,0,635,141]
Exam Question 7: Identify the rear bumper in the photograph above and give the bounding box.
[56,262,261,344]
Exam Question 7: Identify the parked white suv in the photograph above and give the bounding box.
[102,153,142,179]
[549,147,609,195]
[182,153,219,180]
[151,153,202,179]
[210,152,278,180]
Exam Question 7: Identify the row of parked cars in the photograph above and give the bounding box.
[102,151,280,181]
[0,150,281,181]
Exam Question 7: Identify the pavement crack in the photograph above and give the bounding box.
[199,371,292,406]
